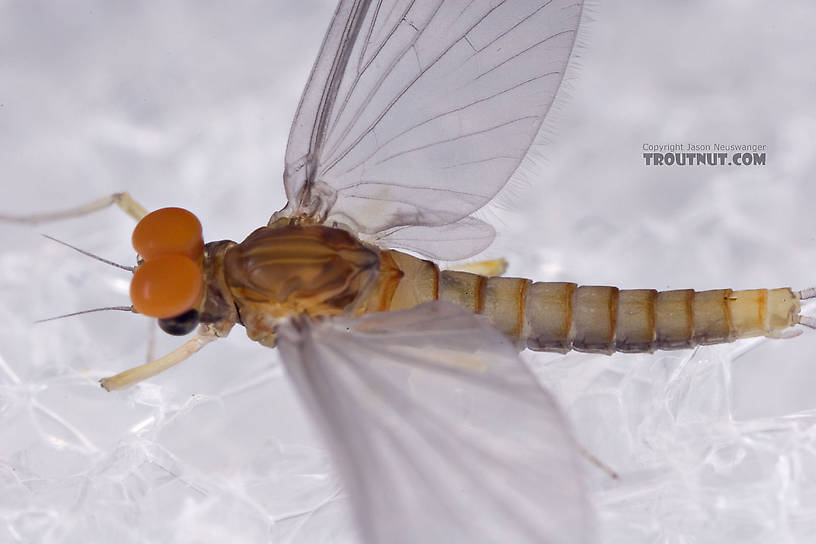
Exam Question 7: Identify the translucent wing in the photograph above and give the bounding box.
[284,0,583,240]
[276,302,593,543]
[371,216,496,260]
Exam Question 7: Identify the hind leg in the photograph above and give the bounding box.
[445,258,508,277]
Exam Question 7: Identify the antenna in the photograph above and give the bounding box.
[35,306,136,324]
[41,234,134,272]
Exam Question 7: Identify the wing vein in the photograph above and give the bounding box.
[336,181,489,198]
[324,0,418,154]
[332,71,559,179]
[301,0,375,206]
[371,115,538,167]
[327,331,564,541]
[321,1,508,177]
[475,28,577,83]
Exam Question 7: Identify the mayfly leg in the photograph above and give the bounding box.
[0,191,148,224]
[445,258,508,277]
[100,333,217,391]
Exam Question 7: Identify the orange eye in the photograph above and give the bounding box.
[132,207,204,261]
[130,254,204,318]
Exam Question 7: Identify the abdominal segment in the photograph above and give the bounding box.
[522,284,800,354]
[376,250,801,354]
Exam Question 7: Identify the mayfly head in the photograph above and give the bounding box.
[130,207,206,336]
[38,207,208,336]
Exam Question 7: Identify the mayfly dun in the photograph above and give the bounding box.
[2,1,815,543]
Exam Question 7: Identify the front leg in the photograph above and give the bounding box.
[0,192,149,224]
[100,333,217,391]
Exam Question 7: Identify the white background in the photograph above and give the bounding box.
[1,1,815,542]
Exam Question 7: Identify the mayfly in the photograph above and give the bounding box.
[2,1,814,543]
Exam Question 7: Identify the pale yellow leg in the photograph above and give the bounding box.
[0,192,148,224]
[100,334,217,391]
[445,258,507,277]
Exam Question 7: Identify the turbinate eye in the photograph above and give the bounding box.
[129,207,205,322]
[130,254,204,318]
[132,207,204,261]
[158,309,200,336]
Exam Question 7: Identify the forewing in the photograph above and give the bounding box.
[276,301,593,543]
[284,0,583,237]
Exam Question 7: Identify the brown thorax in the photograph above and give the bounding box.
[199,218,383,347]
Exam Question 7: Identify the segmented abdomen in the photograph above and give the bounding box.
[382,251,801,354]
